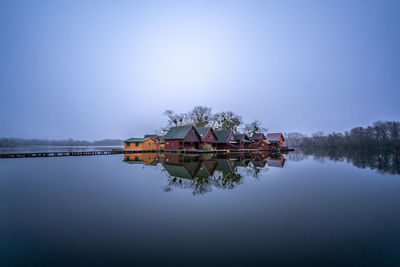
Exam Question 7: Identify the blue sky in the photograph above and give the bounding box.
[1,0,399,140]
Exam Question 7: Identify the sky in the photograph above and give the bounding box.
[0,0,399,140]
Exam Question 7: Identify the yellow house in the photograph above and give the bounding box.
[124,138,157,151]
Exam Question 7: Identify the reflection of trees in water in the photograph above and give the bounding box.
[163,167,244,196]
[241,163,268,179]
[163,176,213,196]
[301,147,400,175]
[124,152,285,196]
[162,157,284,195]
[213,170,243,190]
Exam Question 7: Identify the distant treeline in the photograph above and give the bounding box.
[286,121,400,149]
[0,138,123,147]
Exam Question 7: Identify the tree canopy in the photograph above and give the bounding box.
[162,106,267,135]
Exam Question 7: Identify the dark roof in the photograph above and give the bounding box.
[215,130,235,144]
[164,125,196,140]
[251,133,265,141]
[196,127,213,141]
[235,134,249,141]
[266,133,285,142]
[144,134,158,138]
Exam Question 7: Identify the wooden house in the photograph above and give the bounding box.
[249,133,268,149]
[250,139,270,150]
[266,133,285,150]
[164,125,201,150]
[144,134,163,150]
[215,130,238,149]
[235,134,251,149]
[124,137,157,151]
[251,133,266,142]
[196,127,218,150]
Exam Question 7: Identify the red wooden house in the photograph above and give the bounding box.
[235,134,251,149]
[164,125,201,150]
[249,133,269,149]
[196,127,218,150]
[266,133,285,150]
[215,130,238,149]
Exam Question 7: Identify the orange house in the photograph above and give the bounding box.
[124,138,157,151]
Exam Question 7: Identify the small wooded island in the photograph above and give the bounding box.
[125,125,289,152]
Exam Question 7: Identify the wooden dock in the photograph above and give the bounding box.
[0,150,120,158]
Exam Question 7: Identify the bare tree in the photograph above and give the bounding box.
[186,106,213,127]
[242,120,268,136]
[162,110,188,131]
[213,111,242,133]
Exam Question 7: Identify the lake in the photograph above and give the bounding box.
[1,149,400,266]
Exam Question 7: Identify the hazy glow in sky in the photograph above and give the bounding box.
[0,0,399,139]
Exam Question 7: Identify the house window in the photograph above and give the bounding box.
[136,142,139,147]
[171,142,174,146]
[135,156,138,161]
[126,156,130,160]
[149,142,151,146]
[127,142,130,147]
[149,156,151,160]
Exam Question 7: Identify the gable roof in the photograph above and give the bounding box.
[235,134,250,141]
[215,130,235,144]
[125,137,153,143]
[266,133,285,142]
[251,133,265,141]
[164,125,198,140]
[196,127,216,141]
[144,134,158,139]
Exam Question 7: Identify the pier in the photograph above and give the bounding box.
[0,150,120,158]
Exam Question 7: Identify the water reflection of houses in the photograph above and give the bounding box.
[123,152,287,195]
[124,153,161,165]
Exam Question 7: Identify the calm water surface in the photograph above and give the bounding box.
[1,150,400,266]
